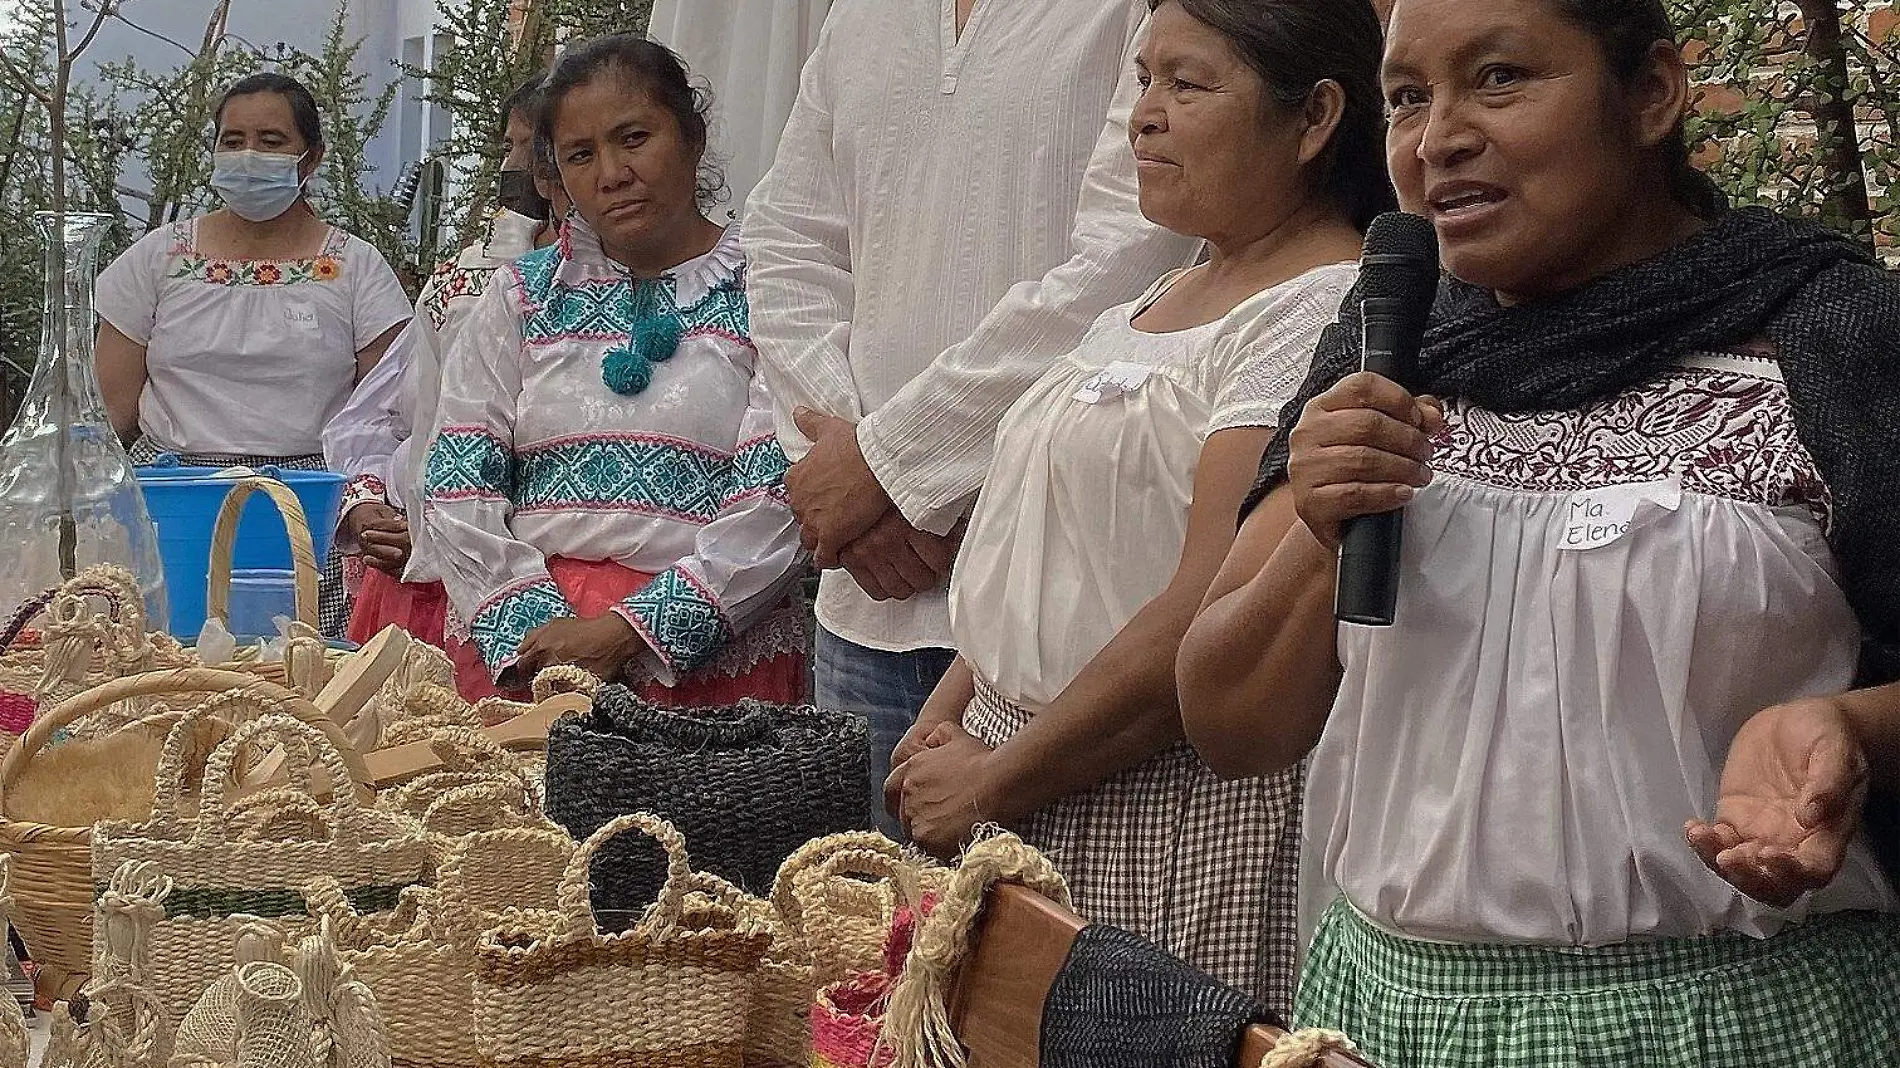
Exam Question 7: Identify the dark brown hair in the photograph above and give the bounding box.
[214,72,324,151]
[1545,0,1727,219]
[534,33,725,207]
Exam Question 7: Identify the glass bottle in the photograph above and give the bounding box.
[0,212,168,628]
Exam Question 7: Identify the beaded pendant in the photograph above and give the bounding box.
[602,276,683,396]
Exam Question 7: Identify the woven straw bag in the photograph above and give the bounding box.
[377,727,545,838]
[305,824,573,1068]
[0,858,27,1068]
[173,921,390,1068]
[744,835,947,1068]
[472,812,772,1068]
[90,712,429,1028]
[0,565,195,741]
[544,688,870,909]
[197,477,348,697]
[41,860,175,1068]
[809,889,934,1068]
[881,832,1072,1068]
[0,669,334,1002]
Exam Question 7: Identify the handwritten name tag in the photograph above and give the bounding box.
[283,299,321,335]
[1073,361,1155,404]
[1558,479,1682,551]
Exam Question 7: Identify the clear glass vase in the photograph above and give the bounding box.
[0,212,169,629]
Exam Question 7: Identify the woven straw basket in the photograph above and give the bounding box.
[200,477,345,695]
[0,565,195,742]
[746,834,946,1068]
[306,823,573,1068]
[472,813,772,1068]
[90,711,428,1028]
[0,669,341,1001]
[377,727,545,839]
[809,889,932,1068]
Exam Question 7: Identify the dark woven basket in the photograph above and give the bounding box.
[544,686,872,910]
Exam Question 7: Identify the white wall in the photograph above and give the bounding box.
[74,0,439,225]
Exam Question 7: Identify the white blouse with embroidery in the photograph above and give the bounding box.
[1308,350,1900,948]
[951,262,1356,709]
[421,220,803,682]
[95,217,412,457]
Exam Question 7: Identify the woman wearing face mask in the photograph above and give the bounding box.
[1178,0,1900,1062]
[422,35,807,704]
[96,72,412,636]
[323,72,568,654]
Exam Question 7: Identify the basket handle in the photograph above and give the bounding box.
[195,714,362,845]
[556,812,692,941]
[811,847,928,916]
[206,476,321,629]
[0,668,372,811]
[770,832,910,946]
[145,685,297,836]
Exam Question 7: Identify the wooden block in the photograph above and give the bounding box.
[314,625,412,728]
[361,691,590,789]
[239,627,412,791]
[949,884,1374,1068]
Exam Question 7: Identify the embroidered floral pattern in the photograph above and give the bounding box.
[167,221,349,287]
[1430,363,1832,528]
[426,426,514,502]
[472,577,574,669]
[514,434,729,522]
[339,475,391,527]
[727,434,791,506]
[613,566,733,674]
[422,259,499,330]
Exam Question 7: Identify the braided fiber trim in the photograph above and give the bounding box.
[473,926,771,988]
[476,1043,744,1068]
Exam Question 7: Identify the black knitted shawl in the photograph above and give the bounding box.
[1246,206,1900,683]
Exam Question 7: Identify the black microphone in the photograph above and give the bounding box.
[1335,212,1439,627]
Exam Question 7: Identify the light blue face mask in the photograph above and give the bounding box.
[210,149,308,222]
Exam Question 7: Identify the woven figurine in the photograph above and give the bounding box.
[172,920,389,1068]
[41,860,175,1068]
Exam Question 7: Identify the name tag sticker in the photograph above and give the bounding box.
[1073,361,1154,405]
[1558,478,1682,551]
[283,299,321,335]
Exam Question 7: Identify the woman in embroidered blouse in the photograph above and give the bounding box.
[883,0,1389,1012]
[95,72,412,635]
[423,34,806,704]
[323,72,565,655]
[1179,0,1900,1064]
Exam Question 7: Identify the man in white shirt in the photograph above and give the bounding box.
[745,0,1200,835]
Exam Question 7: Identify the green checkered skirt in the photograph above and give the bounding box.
[1294,898,1900,1068]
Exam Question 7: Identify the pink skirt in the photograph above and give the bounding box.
[346,567,449,649]
[448,556,807,708]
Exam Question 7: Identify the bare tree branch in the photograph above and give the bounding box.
[69,0,118,66]
[0,48,52,106]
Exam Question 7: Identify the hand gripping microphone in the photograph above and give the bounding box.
[1335,212,1440,627]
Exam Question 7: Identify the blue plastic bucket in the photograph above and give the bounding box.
[135,460,346,638]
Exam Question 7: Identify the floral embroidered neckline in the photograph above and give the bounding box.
[166,218,349,287]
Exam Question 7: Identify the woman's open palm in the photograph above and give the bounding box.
[1686,697,1869,907]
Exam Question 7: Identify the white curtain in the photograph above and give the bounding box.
[648,0,833,219]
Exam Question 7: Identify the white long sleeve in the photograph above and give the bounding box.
[322,323,413,550]
[853,20,1203,534]
[742,0,1162,651]
[743,13,861,457]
